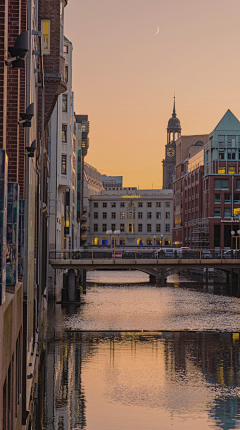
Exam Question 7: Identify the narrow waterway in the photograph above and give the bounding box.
[41,271,240,430]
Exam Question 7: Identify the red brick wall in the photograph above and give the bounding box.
[0,1,8,151]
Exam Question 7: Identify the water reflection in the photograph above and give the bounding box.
[44,314,240,429]
[41,272,240,429]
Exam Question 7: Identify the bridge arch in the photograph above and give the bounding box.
[137,238,143,245]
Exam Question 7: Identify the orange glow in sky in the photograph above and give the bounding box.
[65,0,240,188]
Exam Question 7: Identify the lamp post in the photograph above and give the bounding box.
[161,233,163,249]
[106,229,120,258]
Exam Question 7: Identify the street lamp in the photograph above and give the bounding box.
[106,229,120,258]
[161,233,163,249]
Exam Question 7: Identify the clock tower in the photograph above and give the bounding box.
[162,97,181,189]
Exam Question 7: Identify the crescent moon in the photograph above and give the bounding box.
[155,26,159,35]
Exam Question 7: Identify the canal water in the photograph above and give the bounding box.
[41,271,240,430]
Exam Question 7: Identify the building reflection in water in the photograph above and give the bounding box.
[43,305,240,429]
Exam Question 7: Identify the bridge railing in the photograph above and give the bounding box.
[49,249,240,260]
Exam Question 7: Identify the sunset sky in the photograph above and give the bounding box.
[65,0,240,189]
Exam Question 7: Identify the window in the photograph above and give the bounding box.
[166,212,170,219]
[103,212,107,219]
[111,212,116,219]
[228,149,236,160]
[128,212,132,219]
[228,136,236,147]
[111,224,116,231]
[166,202,170,207]
[94,212,98,219]
[218,166,225,174]
[234,194,240,203]
[103,202,107,208]
[156,202,161,207]
[120,224,124,232]
[111,202,116,208]
[228,166,236,174]
[120,212,125,219]
[138,212,143,219]
[218,135,225,146]
[62,94,67,112]
[147,224,152,232]
[156,212,161,219]
[65,65,68,82]
[214,179,228,189]
[138,224,142,232]
[138,202,143,207]
[94,202,98,208]
[62,124,67,143]
[234,208,240,217]
[214,193,221,203]
[147,202,152,208]
[224,208,231,218]
[224,193,231,203]
[237,180,240,190]
[219,149,225,160]
[156,224,161,232]
[61,155,67,175]
[165,224,170,232]
[102,224,107,232]
[63,44,68,53]
[214,208,221,217]
[94,224,98,232]
[147,212,152,219]
[129,224,132,233]
[41,19,50,54]
[120,202,125,207]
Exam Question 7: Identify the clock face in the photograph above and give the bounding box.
[167,147,175,157]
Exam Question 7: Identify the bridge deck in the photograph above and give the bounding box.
[50,258,240,270]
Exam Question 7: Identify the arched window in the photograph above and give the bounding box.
[93,237,98,245]
[137,238,143,246]
[102,238,108,245]
[155,238,161,246]
[165,238,171,245]
[119,238,125,245]
[147,238,152,246]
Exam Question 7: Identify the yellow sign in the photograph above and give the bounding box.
[121,195,141,198]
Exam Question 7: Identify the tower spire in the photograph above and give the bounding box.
[172,93,176,117]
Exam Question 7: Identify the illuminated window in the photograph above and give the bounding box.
[41,20,50,54]
[218,166,225,174]
[128,212,132,219]
[234,208,240,217]
[120,212,125,219]
[228,166,236,174]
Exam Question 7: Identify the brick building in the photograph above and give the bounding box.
[173,110,240,250]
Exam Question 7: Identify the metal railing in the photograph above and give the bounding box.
[49,249,240,261]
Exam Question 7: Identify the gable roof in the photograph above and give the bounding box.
[213,109,240,132]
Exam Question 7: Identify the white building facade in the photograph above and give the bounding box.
[88,188,173,246]
[48,36,76,297]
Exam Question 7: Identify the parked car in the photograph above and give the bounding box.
[201,250,212,259]
[218,250,238,259]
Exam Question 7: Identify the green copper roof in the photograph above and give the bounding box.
[214,109,240,132]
